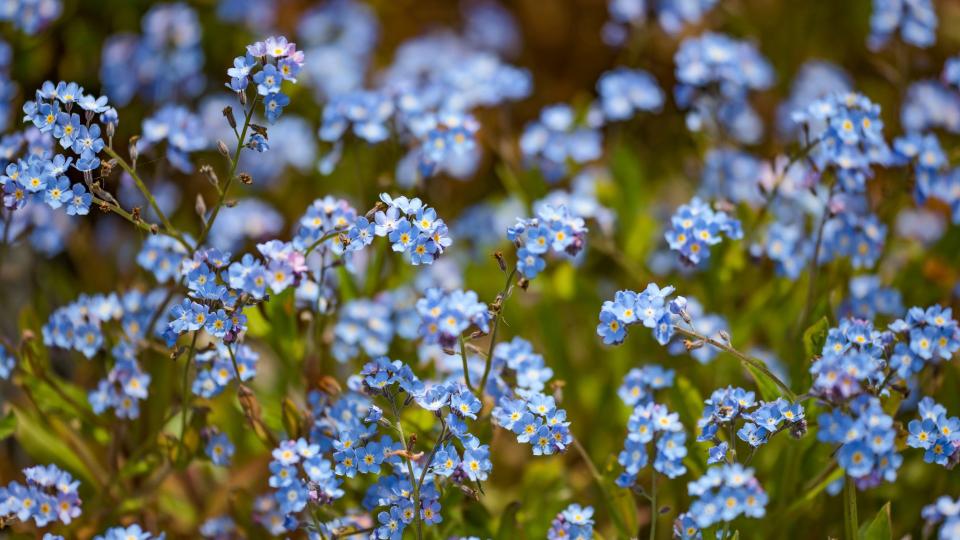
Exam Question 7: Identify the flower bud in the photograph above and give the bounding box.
[195,194,207,220]
[222,106,236,130]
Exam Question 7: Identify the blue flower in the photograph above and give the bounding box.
[596,67,663,121]
[206,432,235,466]
[868,0,937,50]
[65,184,91,215]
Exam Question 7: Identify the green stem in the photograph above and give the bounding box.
[303,227,349,257]
[102,147,192,252]
[390,396,423,540]
[649,474,657,540]
[90,195,161,237]
[478,267,517,395]
[179,332,199,448]
[795,178,838,334]
[459,334,474,391]
[194,94,259,252]
[571,437,631,539]
[843,476,858,540]
[672,326,796,400]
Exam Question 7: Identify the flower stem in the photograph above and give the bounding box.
[390,396,423,540]
[571,437,631,539]
[478,266,517,395]
[102,146,192,252]
[194,94,259,252]
[843,475,858,540]
[649,474,657,540]
[459,334,474,392]
[672,326,796,400]
[179,331,199,450]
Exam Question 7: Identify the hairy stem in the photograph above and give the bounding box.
[194,94,259,251]
[102,146,192,251]
[478,266,518,395]
[673,326,796,400]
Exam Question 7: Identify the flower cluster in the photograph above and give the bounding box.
[266,437,342,519]
[818,395,901,487]
[22,80,116,173]
[88,355,153,419]
[93,525,164,540]
[547,503,595,540]
[319,89,393,144]
[493,391,573,456]
[698,387,806,460]
[332,289,419,362]
[507,204,588,279]
[42,290,167,418]
[200,516,236,539]
[683,463,767,529]
[100,3,204,105]
[192,343,258,398]
[665,197,743,266]
[777,60,852,136]
[837,275,903,320]
[808,318,888,400]
[0,464,82,527]
[868,0,937,50]
[294,193,451,266]
[409,111,480,178]
[164,245,300,343]
[901,79,960,134]
[597,283,678,345]
[357,359,493,537]
[520,104,603,181]
[820,210,887,269]
[603,0,718,41]
[674,32,774,144]
[595,67,663,122]
[792,92,891,193]
[0,0,61,34]
[137,235,188,283]
[921,495,960,539]
[616,400,687,486]
[376,194,453,264]
[535,167,616,234]
[700,148,763,206]
[227,36,304,123]
[138,104,207,173]
[889,305,960,365]
[893,131,948,203]
[618,364,674,407]
[483,338,571,456]
[416,288,490,349]
[907,397,960,467]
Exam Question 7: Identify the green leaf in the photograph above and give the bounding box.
[670,376,708,475]
[744,362,782,402]
[803,316,831,359]
[13,407,103,488]
[496,501,522,540]
[0,411,15,439]
[859,502,892,540]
